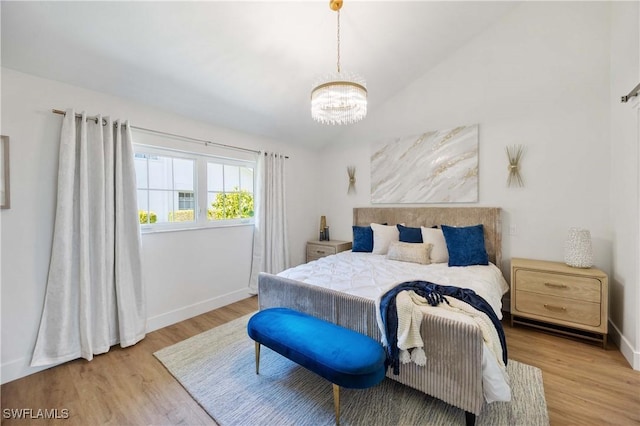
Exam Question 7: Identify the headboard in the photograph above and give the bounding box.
[353,207,502,266]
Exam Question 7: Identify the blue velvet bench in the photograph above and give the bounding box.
[247,307,386,425]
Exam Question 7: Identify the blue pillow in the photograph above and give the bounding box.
[352,226,374,252]
[397,224,423,243]
[441,224,489,266]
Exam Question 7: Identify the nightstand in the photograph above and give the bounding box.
[306,240,352,262]
[510,257,608,348]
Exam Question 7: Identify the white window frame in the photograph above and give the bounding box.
[134,144,256,233]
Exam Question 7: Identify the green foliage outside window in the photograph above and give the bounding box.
[139,210,157,224]
[168,210,195,222]
[210,188,254,220]
[138,188,254,224]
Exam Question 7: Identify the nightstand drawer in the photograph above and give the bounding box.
[514,269,601,302]
[306,240,352,263]
[306,244,337,259]
[515,290,602,327]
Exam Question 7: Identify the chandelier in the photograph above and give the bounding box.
[311,0,367,125]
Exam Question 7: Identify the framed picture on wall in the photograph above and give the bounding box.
[1,135,10,209]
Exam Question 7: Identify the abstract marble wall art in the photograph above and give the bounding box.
[370,124,478,203]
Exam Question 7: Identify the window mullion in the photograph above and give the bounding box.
[198,158,206,225]
[171,158,175,223]
[145,157,151,224]
[221,164,226,219]
[238,167,242,219]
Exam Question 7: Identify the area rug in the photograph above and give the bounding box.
[154,314,549,426]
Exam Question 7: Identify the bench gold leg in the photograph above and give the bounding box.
[255,342,261,374]
[333,384,340,426]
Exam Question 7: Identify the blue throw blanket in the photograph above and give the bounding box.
[379,280,508,374]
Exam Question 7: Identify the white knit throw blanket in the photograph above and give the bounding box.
[377,290,505,369]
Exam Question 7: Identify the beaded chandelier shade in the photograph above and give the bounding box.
[311,0,367,125]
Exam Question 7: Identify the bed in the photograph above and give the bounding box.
[258,207,508,424]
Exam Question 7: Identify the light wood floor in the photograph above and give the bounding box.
[2,296,639,425]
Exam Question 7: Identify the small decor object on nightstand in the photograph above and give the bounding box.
[564,227,593,268]
[319,215,330,241]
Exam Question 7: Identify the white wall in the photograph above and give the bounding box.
[0,68,320,383]
[319,2,611,273]
[609,1,640,369]
[316,2,636,361]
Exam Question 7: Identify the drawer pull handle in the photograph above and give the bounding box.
[544,282,567,289]
[316,250,326,254]
[543,304,566,312]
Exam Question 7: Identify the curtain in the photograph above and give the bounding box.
[248,152,290,293]
[31,109,145,367]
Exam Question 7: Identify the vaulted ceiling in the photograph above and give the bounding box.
[1,1,517,148]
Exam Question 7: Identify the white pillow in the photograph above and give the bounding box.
[420,227,449,263]
[371,223,402,255]
[387,242,433,265]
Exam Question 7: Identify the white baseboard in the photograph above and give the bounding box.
[1,357,58,385]
[1,289,253,385]
[146,288,252,332]
[608,319,640,371]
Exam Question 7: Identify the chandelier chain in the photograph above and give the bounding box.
[336,10,341,73]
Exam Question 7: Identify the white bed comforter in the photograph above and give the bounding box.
[278,251,511,403]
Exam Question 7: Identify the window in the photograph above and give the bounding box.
[207,163,254,221]
[134,146,255,231]
[135,152,196,225]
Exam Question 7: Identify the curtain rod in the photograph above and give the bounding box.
[51,109,285,157]
[621,82,640,103]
